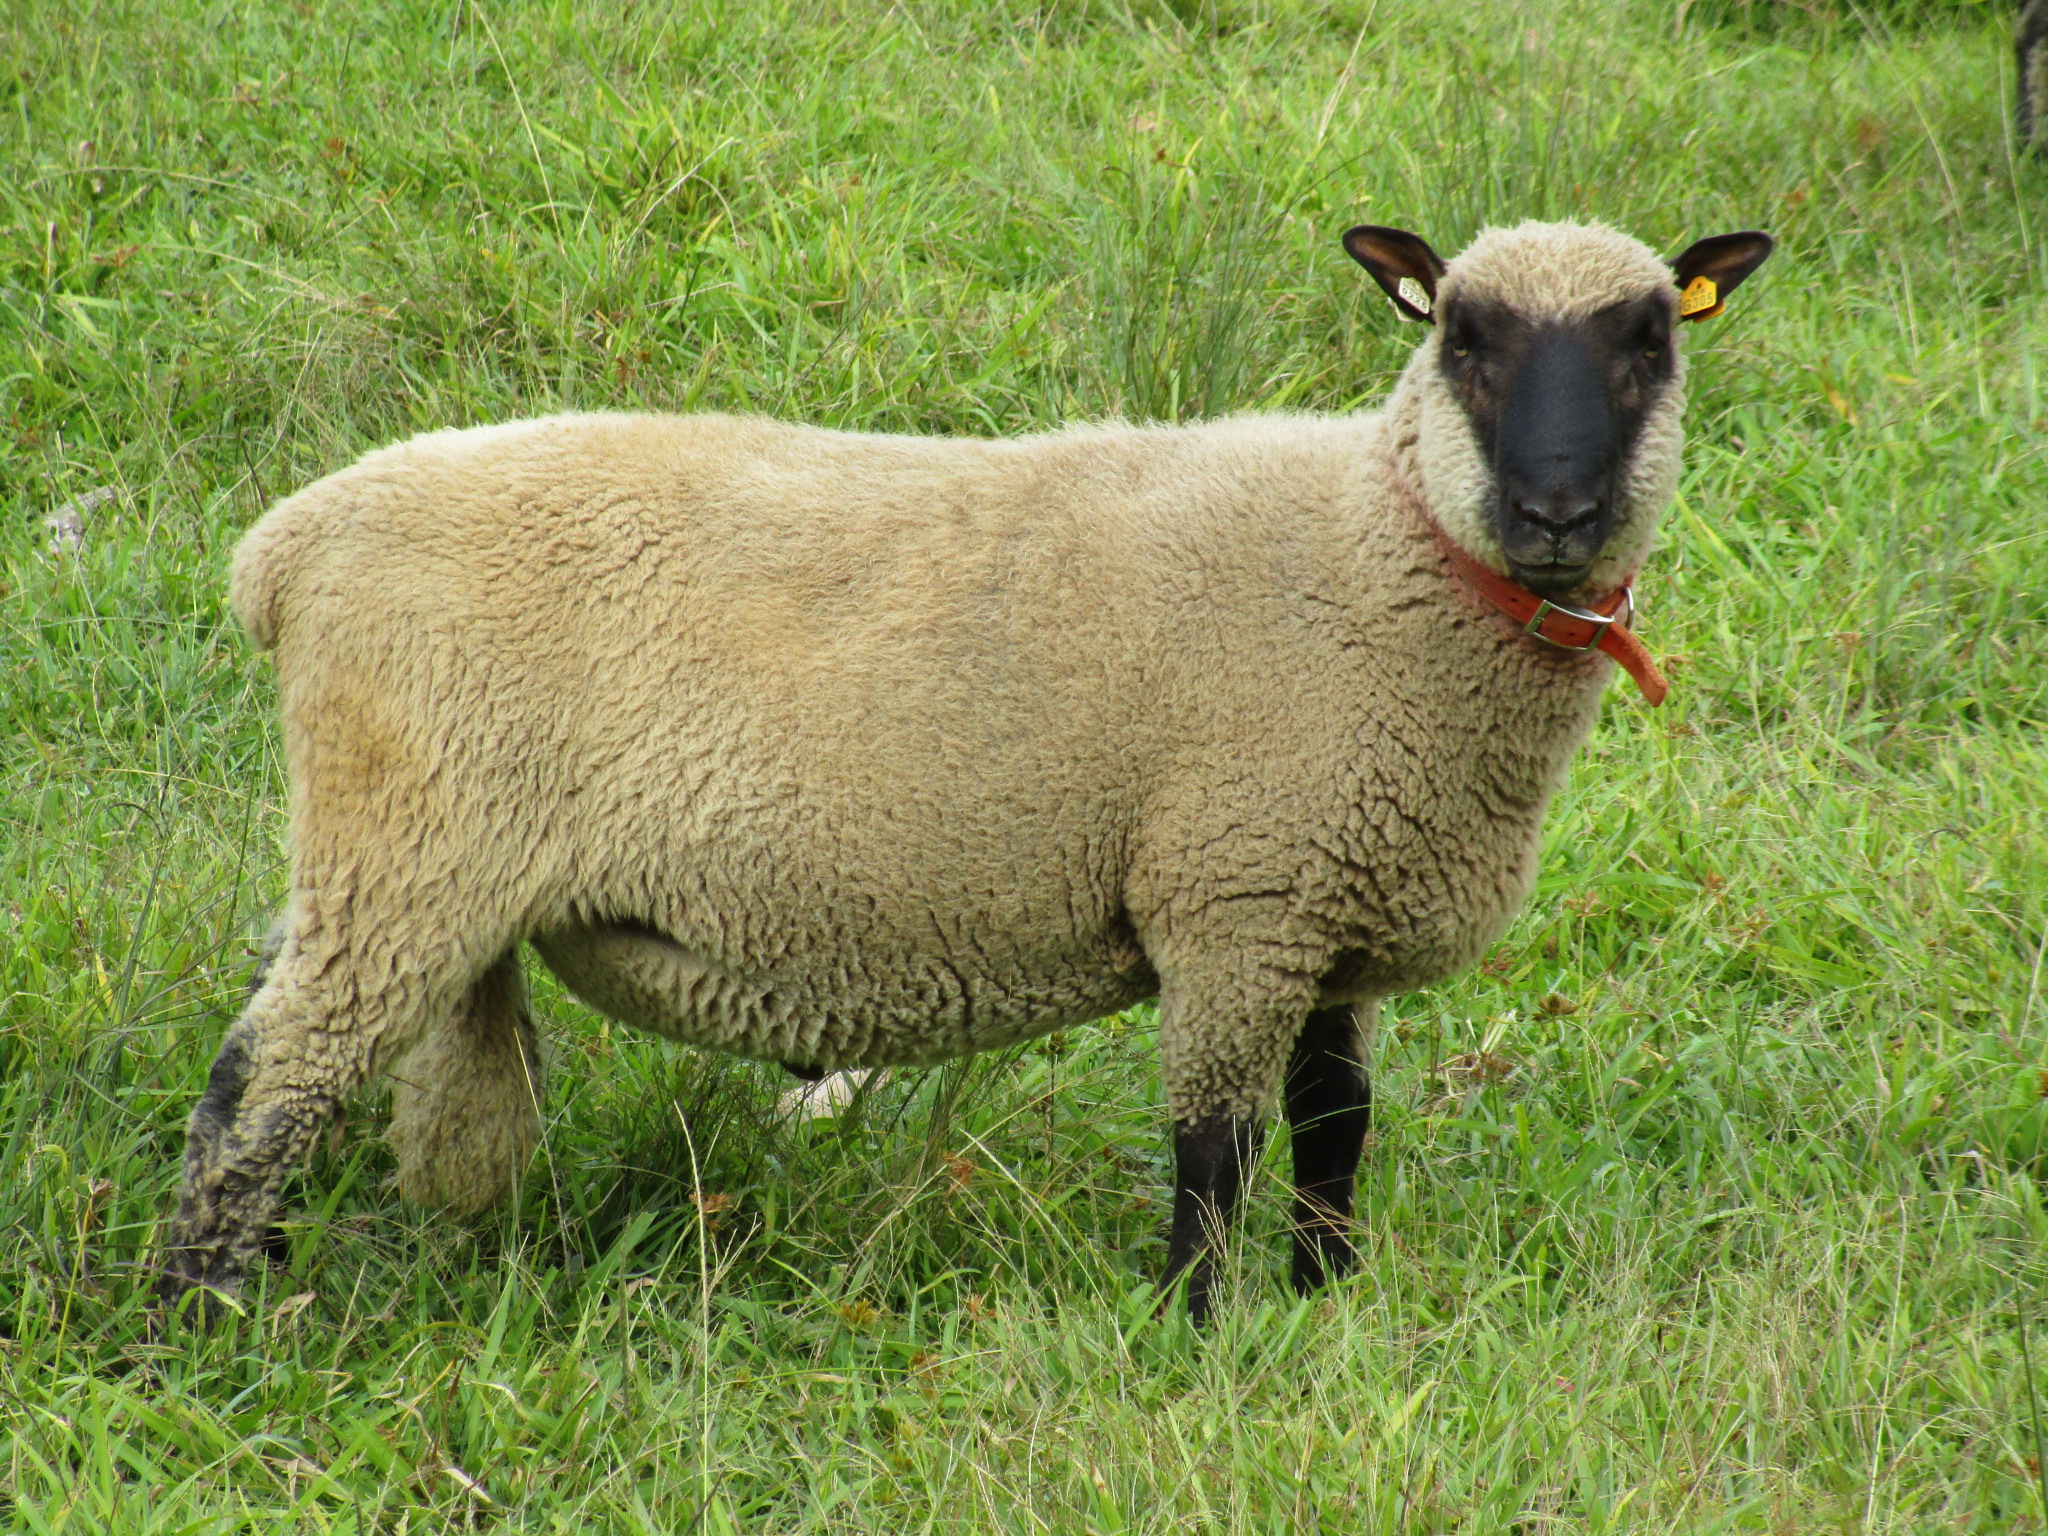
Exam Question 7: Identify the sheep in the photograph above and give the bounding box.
[2023,0,2048,156]
[157,218,1772,1322]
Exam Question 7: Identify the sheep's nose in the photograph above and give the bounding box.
[1512,495,1602,533]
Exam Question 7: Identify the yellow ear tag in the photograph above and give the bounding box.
[1397,276,1432,317]
[1678,274,1721,321]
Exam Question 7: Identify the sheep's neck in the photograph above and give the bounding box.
[1427,530,1670,706]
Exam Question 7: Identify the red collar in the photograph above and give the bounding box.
[1429,526,1670,706]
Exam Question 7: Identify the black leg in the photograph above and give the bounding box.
[1285,1005,1371,1294]
[1162,1115,1265,1324]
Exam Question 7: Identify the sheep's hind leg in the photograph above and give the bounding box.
[158,919,474,1321]
[388,951,543,1214]
[168,1011,268,1290]
[160,965,346,1319]
[1284,1003,1373,1294]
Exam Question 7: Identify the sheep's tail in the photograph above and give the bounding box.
[228,490,318,651]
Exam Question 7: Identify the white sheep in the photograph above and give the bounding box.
[159,218,1771,1321]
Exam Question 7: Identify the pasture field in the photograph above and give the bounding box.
[4,0,2046,1529]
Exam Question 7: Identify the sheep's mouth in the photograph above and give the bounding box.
[1507,557,1595,598]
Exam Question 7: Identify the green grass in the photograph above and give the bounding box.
[4,0,2046,1529]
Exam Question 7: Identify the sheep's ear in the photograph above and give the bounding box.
[1343,225,1448,324]
[1669,231,1774,322]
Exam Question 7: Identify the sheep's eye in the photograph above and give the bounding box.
[1642,341,1663,359]
[1448,332,1473,358]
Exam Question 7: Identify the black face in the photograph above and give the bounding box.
[1438,291,1676,597]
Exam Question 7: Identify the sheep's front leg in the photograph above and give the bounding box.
[1284,1002,1373,1293]
[1163,1115,1267,1322]
[1154,957,1316,1322]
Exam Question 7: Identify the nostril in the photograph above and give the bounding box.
[1513,497,1602,531]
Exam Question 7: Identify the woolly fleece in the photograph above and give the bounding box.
[178,221,1692,1254]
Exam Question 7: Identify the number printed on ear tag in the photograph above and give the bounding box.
[1397,276,1432,316]
[1678,274,1720,318]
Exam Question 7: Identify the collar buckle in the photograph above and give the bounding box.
[1524,584,1634,651]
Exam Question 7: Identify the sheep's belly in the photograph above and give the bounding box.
[531,922,1156,1070]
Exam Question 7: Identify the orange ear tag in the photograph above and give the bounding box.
[1678,274,1722,321]
[1397,276,1433,316]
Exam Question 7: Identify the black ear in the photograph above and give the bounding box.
[1669,231,1773,322]
[1342,225,1449,324]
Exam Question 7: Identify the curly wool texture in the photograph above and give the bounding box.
[225,221,1691,1215]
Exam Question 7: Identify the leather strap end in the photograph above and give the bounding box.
[1601,627,1669,706]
